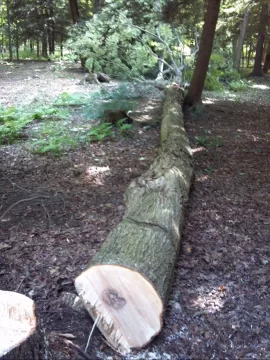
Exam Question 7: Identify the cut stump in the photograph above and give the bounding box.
[75,85,193,354]
[0,290,52,360]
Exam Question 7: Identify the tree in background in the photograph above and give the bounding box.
[6,0,12,61]
[263,44,270,73]
[233,6,250,71]
[0,0,269,92]
[184,0,221,107]
[69,0,80,24]
[251,2,269,76]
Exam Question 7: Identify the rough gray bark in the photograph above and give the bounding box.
[251,3,269,76]
[184,0,221,106]
[234,8,250,71]
[263,42,270,73]
[90,86,193,302]
[6,0,12,62]
[75,85,193,353]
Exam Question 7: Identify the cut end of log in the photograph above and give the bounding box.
[75,265,163,354]
[0,291,36,357]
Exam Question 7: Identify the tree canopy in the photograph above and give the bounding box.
[0,0,269,92]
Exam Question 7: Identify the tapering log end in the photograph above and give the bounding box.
[75,265,163,354]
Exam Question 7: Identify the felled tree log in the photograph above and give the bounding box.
[0,290,52,360]
[75,84,193,354]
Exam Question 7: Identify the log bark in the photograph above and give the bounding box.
[75,85,193,354]
[0,291,52,360]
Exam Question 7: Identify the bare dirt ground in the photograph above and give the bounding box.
[0,61,270,360]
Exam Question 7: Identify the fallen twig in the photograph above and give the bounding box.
[0,196,50,221]
[64,339,92,360]
[58,333,77,340]
[38,202,52,229]
[85,315,100,353]
[15,277,25,292]
[0,175,31,193]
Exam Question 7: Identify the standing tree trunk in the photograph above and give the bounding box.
[184,0,221,107]
[15,40,19,61]
[262,40,268,63]
[247,43,253,68]
[6,0,12,62]
[1,8,4,51]
[234,8,250,71]
[60,35,63,58]
[263,44,270,73]
[47,3,55,55]
[93,0,105,14]
[15,22,19,61]
[251,3,269,76]
[69,0,80,24]
[37,38,40,58]
[42,35,48,58]
[241,49,245,67]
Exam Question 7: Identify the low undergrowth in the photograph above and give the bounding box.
[194,134,223,148]
[0,84,139,155]
[0,105,68,145]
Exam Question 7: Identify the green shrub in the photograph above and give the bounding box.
[0,85,141,153]
[194,136,208,147]
[87,123,113,142]
[229,79,249,92]
[195,135,222,147]
[204,53,243,91]
[204,53,225,91]
[116,118,133,134]
[0,104,69,145]
[29,122,78,155]
[204,73,224,91]
[18,50,41,60]
[31,106,69,120]
[54,92,88,106]
[0,107,33,144]
[183,67,194,84]
[220,69,241,83]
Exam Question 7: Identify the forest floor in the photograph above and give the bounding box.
[0,60,269,360]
